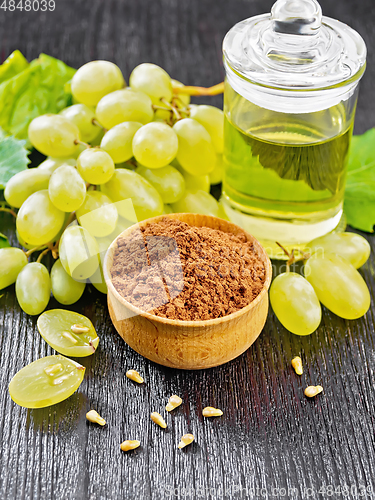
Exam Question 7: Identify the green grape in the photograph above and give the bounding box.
[163,204,173,214]
[189,105,224,153]
[171,190,220,217]
[0,247,28,290]
[37,309,99,357]
[129,63,172,104]
[16,262,51,315]
[89,128,105,147]
[71,60,125,107]
[38,157,76,175]
[100,121,142,163]
[77,148,115,185]
[76,191,118,237]
[28,114,80,157]
[304,254,371,319]
[173,118,216,176]
[16,231,35,250]
[16,190,65,246]
[307,232,371,269]
[59,225,99,280]
[101,168,164,221]
[59,104,100,143]
[96,88,153,129]
[89,263,108,294]
[4,169,50,208]
[270,272,322,336]
[209,154,224,185]
[132,122,178,169]
[183,171,210,193]
[51,259,86,305]
[49,165,87,212]
[9,355,85,408]
[171,79,190,107]
[137,164,185,204]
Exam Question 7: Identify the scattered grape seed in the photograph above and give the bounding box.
[120,440,140,452]
[304,385,323,398]
[291,356,303,375]
[166,395,182,412]
[86,409,106,426]
[202,407,223,417]
[151,412,167,428]
[178,434,195,449]
[126,370,144,384]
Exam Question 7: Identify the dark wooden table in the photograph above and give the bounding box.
[1,1,375,499]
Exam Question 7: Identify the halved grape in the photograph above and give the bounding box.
[137,164,185,204]
[4,169,50,208]
[49,165,87,212]
[16,262,51,315]
[101,168,164,221]
[133,122,178,169]
[96,88,153,129]
[189,105,224,153]
[28,114,80,157]
[129,63,173,104]
[171,190,220,217]
[0,247,28,290]
[100,121,142,163]
[71,60,125,107]
[60,104,100,143]
[9,355,85,408]
[37,310,99,357]
[59,225,100,280]
[307,232,371,269]
[173,118,216,175]
[51,259,86,305]
[270,272,322,335]
[304,254,371,319]
[76,191,118,237]
[16,190,65,246]
[77,148,115,185]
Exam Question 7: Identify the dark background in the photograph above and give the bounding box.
[0,1,375,499]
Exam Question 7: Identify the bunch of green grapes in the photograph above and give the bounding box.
[1,59,227,315]
[269,233,371,336]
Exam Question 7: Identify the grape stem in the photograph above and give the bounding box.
[36,247,51,263]
[173,82,224,96]
[74,139,91,148]
[160,98,182,120]
[276,241,311,272]
[0,207,17,218]
[25,246,47,258]
[92,118,107,133]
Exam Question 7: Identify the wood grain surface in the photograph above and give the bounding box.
[0,0,375,499]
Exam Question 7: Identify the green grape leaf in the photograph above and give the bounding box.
[344,129,375,232]
[0,50,29,85]
[0,53,76,141]
[0,134,30,188]
[0,233,10,249]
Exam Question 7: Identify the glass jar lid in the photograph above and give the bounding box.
[223,0,366,91]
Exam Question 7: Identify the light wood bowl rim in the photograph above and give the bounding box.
[103,213,272,328]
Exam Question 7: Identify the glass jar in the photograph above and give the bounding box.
[221,0,366,258]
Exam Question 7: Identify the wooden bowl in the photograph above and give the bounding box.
[103,213,272,370]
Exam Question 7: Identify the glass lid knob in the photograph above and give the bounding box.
[271,0,322,36]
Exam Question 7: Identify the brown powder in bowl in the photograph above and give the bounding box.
[110,218,266,321]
